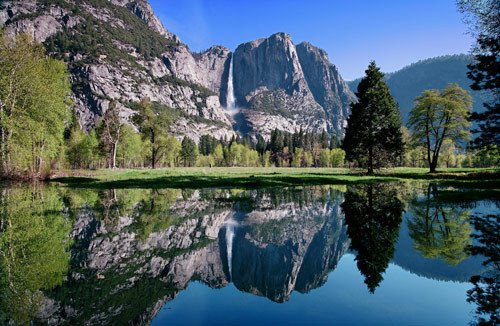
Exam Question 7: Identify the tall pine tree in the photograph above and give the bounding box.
[343,62,404,174]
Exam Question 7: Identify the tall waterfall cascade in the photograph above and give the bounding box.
[226,54,236,110]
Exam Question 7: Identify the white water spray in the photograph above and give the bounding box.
[224,218,238,279]
[226,54,238,116]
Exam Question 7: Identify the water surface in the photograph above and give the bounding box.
[0,182,497,325]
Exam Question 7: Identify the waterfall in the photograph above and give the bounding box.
[226,54,236,110]
[224,218,237,279]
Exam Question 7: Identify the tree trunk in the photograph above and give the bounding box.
[429,159,437,173]
[151,130,156,169]
[368,146,374,175]
[111,142,117,169]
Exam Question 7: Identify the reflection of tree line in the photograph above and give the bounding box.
[0,186,71,324]
[0,183,494,324]
[467,214,499,325]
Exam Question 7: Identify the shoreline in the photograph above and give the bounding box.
[38,167,500,189]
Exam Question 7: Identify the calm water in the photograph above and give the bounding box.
[0,182,497,325]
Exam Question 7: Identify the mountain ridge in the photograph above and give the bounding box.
[347,54,491,122]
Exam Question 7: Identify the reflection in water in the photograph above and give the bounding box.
[0,183,495,325]
[0,186,71,324]
[467,214,499,325]
[224,218,238,279]
[341,183,404,292]
[408,183,471,265]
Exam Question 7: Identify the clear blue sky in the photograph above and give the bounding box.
[149,0,473,80]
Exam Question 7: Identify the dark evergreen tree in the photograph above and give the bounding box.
[180,137,198,167]
[320,130,329,149]
[343,61,404,174]
[458,0,499,148]
[329,134,338,150]
[256,134,267,155]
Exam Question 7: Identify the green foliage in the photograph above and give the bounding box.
[408,183,471,265]
[408,84,472,172]
[96,101,123,169]
[66,127,100,169]
[132,99,171,168]
[180,137,198,167]
[343,61,404,174]
[0,186,71,324]
[116,125,146,168]
[330,148,346,167]
[458,0,499,149]
[0,33,72,176]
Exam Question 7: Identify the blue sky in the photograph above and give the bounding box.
[149,0,473,80]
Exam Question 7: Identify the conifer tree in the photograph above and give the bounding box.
[343,61,404,174]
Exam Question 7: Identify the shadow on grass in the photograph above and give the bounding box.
[49,169,500,190]
[51,174,398,189]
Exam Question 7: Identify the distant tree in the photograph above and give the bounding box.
[116,125,144,168]
[97,101,123,169]
[213,144,225,166]
[343,61,404,174]
[66,127,100,169]
[408,84,472,172]
[199,134,218,156]
[180,137,198,167]
[318,149,330,167]
[132,98,171,169]
[162,135,181,167]
[256,134,267,155]
[458,0,499,149]
[329,134,338,150]
[319,130,329,149]
[330,148,346,167]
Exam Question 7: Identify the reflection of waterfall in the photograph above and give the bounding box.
[225,54,239,117]
[224,219,238,279]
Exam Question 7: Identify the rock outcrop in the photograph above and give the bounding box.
[232,33,355,136]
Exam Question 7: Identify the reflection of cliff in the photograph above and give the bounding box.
[35,186,350,324]
[226,189,350,302]
[41,188,233,325]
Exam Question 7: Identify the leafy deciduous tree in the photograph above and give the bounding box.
[408,84,472,172]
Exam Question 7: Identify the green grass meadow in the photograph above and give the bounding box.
[51,167,500,189]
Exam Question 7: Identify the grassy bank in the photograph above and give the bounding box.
[50,167,500,189]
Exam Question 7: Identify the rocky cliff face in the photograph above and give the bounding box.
[0,1,354,140]
[233,33,355,136]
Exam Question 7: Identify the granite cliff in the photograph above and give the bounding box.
[0,0,355,140]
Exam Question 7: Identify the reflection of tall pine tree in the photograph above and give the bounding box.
[342,184,404,292]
